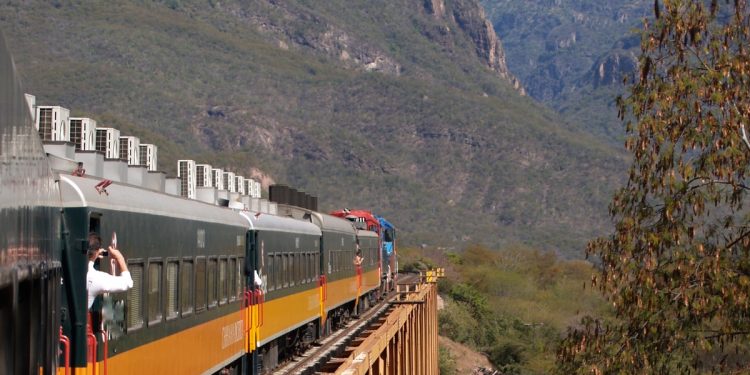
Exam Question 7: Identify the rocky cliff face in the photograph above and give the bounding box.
[210,0,523,94]
[426,0,525,94]
[440,0,525,94]
[481,0,650,140]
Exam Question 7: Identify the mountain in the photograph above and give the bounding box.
[0,0,625,257]
[480,0,649,142]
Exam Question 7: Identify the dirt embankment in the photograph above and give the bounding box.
[439,335,498,374]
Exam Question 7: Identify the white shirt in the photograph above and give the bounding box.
[87,261,133,309]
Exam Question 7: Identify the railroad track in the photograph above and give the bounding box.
[275,273,419,375]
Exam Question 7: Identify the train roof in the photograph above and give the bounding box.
[238,211,321,236]
[59,174,248,228]
[310,211,357,235]
[356,229,378,239]
[376,216,396,230]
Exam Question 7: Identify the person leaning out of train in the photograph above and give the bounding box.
[353,249,364,268]
[87,233,133,309]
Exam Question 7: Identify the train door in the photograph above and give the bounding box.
[245,230,260,375]
[59,208,101,374]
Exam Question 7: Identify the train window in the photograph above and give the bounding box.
[236,257,244,298]
[208,258,217,308]
[219,258,227,305]
[228,258,236,301]
[181,259,193,316]
[297,253,302,285]
[310,252,315,283]
[304,253,309,284]
[195,257,207,312]
[267,254,275,291]
[300,253,305,285]
[326,251,331,275]
[126,261,144,331]
[282,253,289,288]
[276,253,283,289]
[291,253,297,287]
[166,261,179,320]
[148,261,163,325]
[296,252,301,285]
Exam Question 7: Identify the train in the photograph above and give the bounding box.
[0,31,397,375]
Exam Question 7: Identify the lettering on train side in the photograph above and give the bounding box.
[221,320,243,349]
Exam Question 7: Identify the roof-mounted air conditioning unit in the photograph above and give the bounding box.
[223,171,236,192]
[139,144,158,171]
[36,106,70,142]
[235,175,245,195]
[70,117,96,151]
[212,168,224,190]
[96,128,121,159]
[119,136,140,166]
[177,160,197,199]
[196,164,212,187]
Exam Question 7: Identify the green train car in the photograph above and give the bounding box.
[58,174,382,374]
[0,28,389,375]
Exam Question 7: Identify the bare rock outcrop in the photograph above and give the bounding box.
[424,0,525,95]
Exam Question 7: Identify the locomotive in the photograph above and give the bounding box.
[0,31,397,375]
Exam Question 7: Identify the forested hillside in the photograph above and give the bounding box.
[481,0,649,141]
[0,0,624,256]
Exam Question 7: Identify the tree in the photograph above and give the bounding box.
[557,1,750,373]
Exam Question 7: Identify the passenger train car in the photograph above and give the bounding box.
[0,30,397,375]
[330,209,399,292]
[0,32,62,375]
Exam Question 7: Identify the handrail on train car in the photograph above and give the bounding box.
[254,290,264,327]
[319,275,327,302]
[59,326,71,375]
[242,289,253,351]
[86,314,98,375]
[356,266,362,288]
[101,329,108,375]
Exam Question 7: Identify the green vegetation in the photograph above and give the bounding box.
[401,245,608,374]
[557,1,750,373]
[0,0,624,257]
[438,344,457,375]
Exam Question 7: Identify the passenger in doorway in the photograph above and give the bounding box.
[72,162,86,177]
[87,233,133,309]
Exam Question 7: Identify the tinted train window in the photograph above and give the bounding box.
[296,253,302,285]
[219,258,227,305]
[127,262,144,331]
[195,257,207,312]
[304,253,310,284]
[208,258,217,308]
[237,257,244,298]
[166,261,178,320]
[267,254,275,291]
[276,254,283,289]
[228,258,236,301]
[181,259,193,316]
[148,262,162,325]
[282,253,289,288]
[290,253,296,287]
